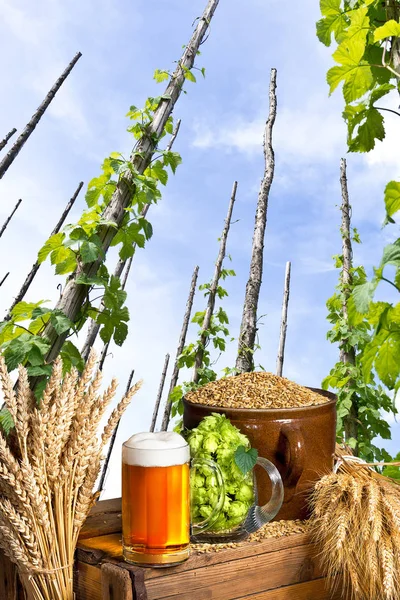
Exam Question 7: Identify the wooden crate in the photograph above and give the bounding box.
[75,498,345,600]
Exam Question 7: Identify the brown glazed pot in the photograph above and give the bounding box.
[183,388,337,521]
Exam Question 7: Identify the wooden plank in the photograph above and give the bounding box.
[101,563,133,600]
[0,553,17,600]
[77,531,312,576]
[74,562,102,600]
[144,533,312,581]
[145,543,323,600]
[80,498,122,539]
[239,577,342,600]
[77,534,123,565]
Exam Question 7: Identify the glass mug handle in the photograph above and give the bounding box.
[190,457,225,534]
[243,457,284,534]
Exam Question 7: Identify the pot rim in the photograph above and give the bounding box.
[183,388,336,416]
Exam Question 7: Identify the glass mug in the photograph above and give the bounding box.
[122,432,284,566]
[190,456,284,544]
[122,431,225,566]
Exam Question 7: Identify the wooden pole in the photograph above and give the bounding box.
[0,53,82,180]
[236,68,277,373]
[193,181,238,382]
[5,182,83,319]
[97,369,135,496]
[276,261,291,377]
[161,266,199,431]
[0,128,17,152]
[150,353,170,432]
[0,199,22,239]
[81,119,182,364]
[0,273,9,287]
[339,158,357,447]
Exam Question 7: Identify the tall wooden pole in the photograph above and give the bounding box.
[236,68,277,374]
[276,261,291,377]
[193,181,237,382]
[0,53,82,180]
[0,128,17,152]
[81,119,182,364]
[150,353,170,432]
[97,369,135,496]
[161,266,199,431]
[5,182,83,319]
[339,158,358,447]
[0,199,22,239]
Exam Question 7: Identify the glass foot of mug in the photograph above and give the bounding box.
[123,545,190,567]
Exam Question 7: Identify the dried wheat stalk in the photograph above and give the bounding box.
[309,458,400,600]
[0,351,142,600]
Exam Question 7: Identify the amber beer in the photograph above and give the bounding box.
[122,432,190,566]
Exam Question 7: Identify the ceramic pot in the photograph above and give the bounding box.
[183,388,336,521]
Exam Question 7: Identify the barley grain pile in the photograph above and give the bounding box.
[0,352,141,600]
[309,460,400,600]
[186,372,328,409]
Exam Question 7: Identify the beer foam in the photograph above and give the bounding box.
[122,432,190,467]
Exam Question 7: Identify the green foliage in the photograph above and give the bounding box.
[0,408,14,436]
[187,413,255,532]
[0,59,203,413]
[382,452,400,480]
[318,0,400,458]
[385,181,400,220]
[324,229,394,461]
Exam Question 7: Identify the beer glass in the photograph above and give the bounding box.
[122,431,224,566]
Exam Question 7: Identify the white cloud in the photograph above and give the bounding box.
[192,93,347,162]
[0,0,50,45]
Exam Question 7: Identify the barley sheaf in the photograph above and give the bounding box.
[0,351,142,600]
[309,458,400,600]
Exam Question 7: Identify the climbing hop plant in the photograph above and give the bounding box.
[0,94,182,383]
[323,238,394,461]
[170,266,236,420]
[318,0,400,395]
[0,47,210,420]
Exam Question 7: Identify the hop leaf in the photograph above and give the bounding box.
[234,446,258,476]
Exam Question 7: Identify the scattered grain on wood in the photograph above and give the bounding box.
[192,519,308,553]
[186,372,329,409]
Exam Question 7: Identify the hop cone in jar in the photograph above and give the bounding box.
[187,413,254,532]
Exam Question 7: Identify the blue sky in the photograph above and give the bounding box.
[0,0,399,498]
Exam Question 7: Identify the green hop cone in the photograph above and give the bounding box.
[203,432,220,453]
[191,472,205,488]
[199,504,213,518]
[191,486,208,506]
[187,431,203,455]
[236,482,254,503]
[216,446,233,464]
[198,414,220,432]
[219,421,244,446]
[228,500,248,519]
[206,474,218,489]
